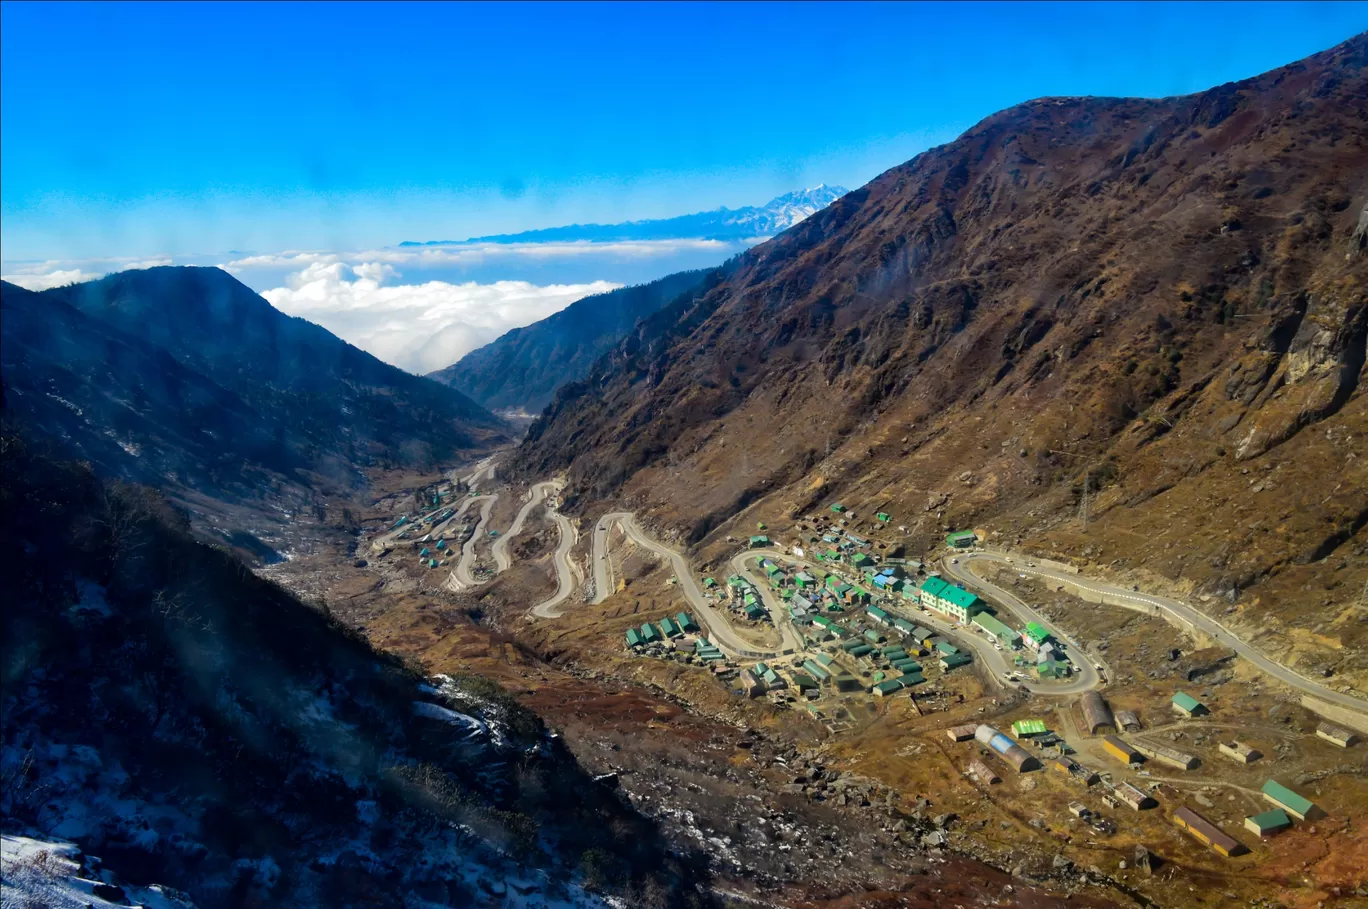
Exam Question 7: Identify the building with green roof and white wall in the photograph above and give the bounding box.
[918,576,985,622]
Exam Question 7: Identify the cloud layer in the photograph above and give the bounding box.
[261,261,618,373]
[2,237,753,372]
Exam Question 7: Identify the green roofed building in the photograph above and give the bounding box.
[1172,691,1208,717]
[935,641,959,656]
[1038,660,1070,679]
[849,644,875,658]
[640,623,661,643]
[876,512,891,523]
[919,576,984,622]
[625,628,643,648]
[898,672,925,686]
[795,572,816,588]
[830,503,847,514]
[802,659,831,682]
[1022,621,1051,649]
[659,616,682,638]
[1261,780,1323,821]
[946,530,977,549]
[1245,808,1292,837]
[702,577,717,589]
[791,672,819,692]
[940,652,973,671]
[873,679,904,697]
[1012,719,1048,737]
[676,612,699,633]
[750,535,770,548]
[973,612,1022,648]
[851,552,874,569]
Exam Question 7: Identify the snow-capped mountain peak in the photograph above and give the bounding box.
[402,184,850,246]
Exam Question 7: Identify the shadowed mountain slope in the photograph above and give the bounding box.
[2,267,508,501]
[429,269,714,413]
[0,440,711,907]
[514,37,1368,667]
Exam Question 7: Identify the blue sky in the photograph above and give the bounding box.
[3,1,1365,262]
[3,2,1365,375]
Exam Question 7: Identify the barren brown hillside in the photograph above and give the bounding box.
[514,37,1368,676]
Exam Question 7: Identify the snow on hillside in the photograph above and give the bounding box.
[1,834,196,909]
[403,184,850,245]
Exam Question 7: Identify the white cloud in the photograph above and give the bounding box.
[1,268,104,290]
[2,256,173,290]
[219,237,737,274]
[260,262,620,374]
[3,238,746,373]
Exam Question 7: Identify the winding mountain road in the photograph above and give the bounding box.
[591,513,795,658]
[446,494,498,591]
[940,555,1107,696]
[492,482,560,572]
[483,481,580,618]
[954,552,1368,717]
[530,508,578,618]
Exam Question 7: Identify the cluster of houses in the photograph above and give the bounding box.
[1172,778,1328,858]
[710,573,775,624]
[1073,690,1348,859]
[623,612,709,660]
[379,492,484,569]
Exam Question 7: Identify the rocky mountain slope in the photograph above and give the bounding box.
[514,37,1368,670]
[2,267,508,516]
[0,439,708,908]
[429,269,714,413]
[403,185,849,246]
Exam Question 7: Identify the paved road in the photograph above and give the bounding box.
[447,494,498,591]
[958,551,1368,717]
[531,507,578,618]
[485,480,580,618]
[491,482,560,572]
[727,551,805,654]
[450,455,497,490]
[590,513,792,658]
[940,555,1107,696]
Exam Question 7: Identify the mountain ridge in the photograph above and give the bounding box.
[401,184,848,246]
[512,36,1368,666]
[2,266,509,548]
[427,268,716,412]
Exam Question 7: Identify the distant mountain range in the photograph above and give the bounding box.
[401,184,849,246]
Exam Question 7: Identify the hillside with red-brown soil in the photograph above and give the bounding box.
[514,37,1368,678]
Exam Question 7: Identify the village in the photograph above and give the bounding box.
[361,477,1367,888]
[617,500,1365,873]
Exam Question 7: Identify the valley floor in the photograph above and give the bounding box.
[262,458,1368,909]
